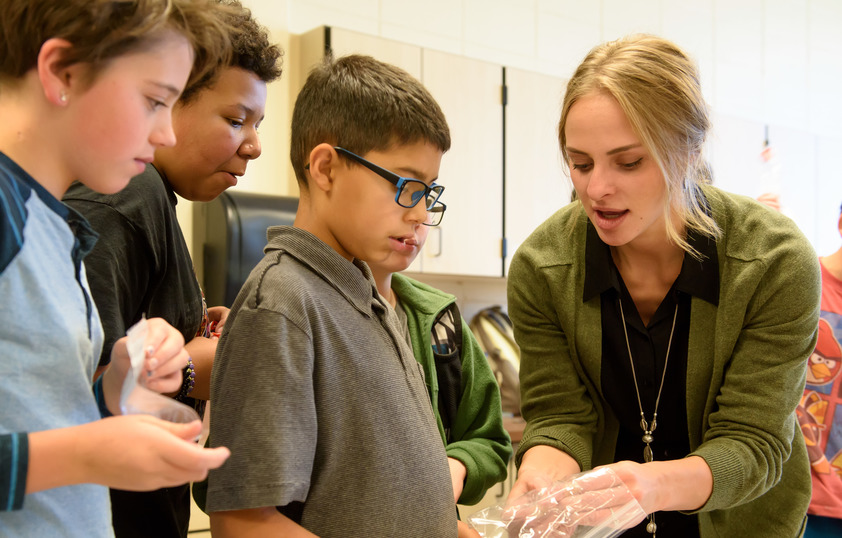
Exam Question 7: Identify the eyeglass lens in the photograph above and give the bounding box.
[424,202,446,226]
[398,181,443,210]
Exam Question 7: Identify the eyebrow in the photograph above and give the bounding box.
[232,103,266,123]
[395,165,438,184]
[149,81,182,97]
[566,144,642,156]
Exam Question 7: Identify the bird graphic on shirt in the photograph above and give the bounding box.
[807,318,842,386]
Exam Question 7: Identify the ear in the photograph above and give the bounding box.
[307,143,340,194]
[36,38,76,106]
[837,211,842,238]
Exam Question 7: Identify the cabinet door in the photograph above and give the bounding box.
[327,27,422,79]
[419,49,504,277]
[503,68,570,275]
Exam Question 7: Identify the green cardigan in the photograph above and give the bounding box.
[507,185,820,537]
[392,274,512,505]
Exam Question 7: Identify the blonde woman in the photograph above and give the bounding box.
[508,35,818,537]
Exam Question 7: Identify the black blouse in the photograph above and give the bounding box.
[583,222,719,537]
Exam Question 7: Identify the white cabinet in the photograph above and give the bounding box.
[418,49,504,277]
[502,67,570,275]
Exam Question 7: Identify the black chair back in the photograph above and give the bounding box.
[196,191,298,307]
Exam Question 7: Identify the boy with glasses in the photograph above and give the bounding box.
[365,194,512,513]
[205,55,460,537]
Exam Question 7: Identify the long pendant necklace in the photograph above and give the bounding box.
[618,297,679,537]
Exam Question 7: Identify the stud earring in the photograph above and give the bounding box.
[59,91,68,103]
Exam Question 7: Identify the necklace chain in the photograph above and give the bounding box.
[618,297,679,537]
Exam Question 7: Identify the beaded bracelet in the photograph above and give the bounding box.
[175,355,195,401]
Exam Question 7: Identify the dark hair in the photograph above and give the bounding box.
[0,0,236,91]
[178,0,283,104]
[290,54,450,189]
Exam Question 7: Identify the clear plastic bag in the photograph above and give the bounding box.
[469,467,647,538]
[119,317,200,424]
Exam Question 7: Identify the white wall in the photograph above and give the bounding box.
[183,0,842,264]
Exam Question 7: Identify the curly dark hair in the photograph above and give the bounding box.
[178,0,283,103]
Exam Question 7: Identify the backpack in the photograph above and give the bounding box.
[469,306,521,416]
[430,302,463,443]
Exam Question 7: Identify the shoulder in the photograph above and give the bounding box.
[0,161,32,273]
[512,202,587,271]
[64,165,171,221]
[240,245,341,319]
[509,202,587,297]
[391,273,455,314]
[704,185,816,265]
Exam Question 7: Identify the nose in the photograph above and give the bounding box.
[407,197,428,224]
[585,164,614,201]
[240,132,262,159]
[150,110,177,148]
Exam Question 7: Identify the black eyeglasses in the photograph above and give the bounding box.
[425,200,446,227]
[333,147,444,210]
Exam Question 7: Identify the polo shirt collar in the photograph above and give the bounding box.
[265,225,381,314]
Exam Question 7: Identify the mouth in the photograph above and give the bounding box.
[391,235,419,246]
[222,171,242,186]
[594,208,627,220]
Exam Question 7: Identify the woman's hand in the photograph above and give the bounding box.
[508,445,580,505]
[602,456,712,514]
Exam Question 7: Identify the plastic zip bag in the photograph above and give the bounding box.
[120,317,200,424]
[469,467,647,537]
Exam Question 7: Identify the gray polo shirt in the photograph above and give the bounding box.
[207,226,456,537]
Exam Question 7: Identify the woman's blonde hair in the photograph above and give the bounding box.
[559,34,720,257]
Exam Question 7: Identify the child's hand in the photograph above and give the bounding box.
[207,306,230,339]
[138,317,188,394]
[103,318,187,411]
[457,520,480,538]
[449,457,467,502]
[77,415,230,490]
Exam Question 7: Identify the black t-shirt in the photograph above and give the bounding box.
[63,164,202,538]
[64,165,202,365]
[583,222,720,537]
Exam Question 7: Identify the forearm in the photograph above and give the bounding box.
[25,427,88,494]
[100,358,127,415]
[210,507,317,538]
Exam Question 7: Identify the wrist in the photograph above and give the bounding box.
[99,365,124,415]
[174,355,195,401]
[650,456,712,512]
